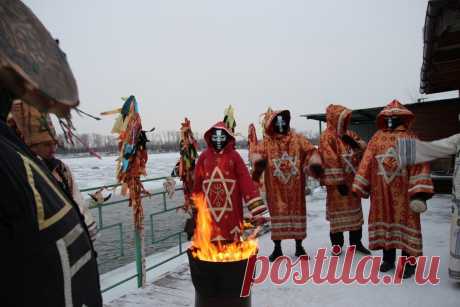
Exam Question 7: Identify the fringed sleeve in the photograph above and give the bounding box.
[408,162,434,199]
[398,134,460,165]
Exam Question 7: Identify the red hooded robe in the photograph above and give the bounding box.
[319,104,365,233]
[252,110,322,240]
[352,100,434,256]
[193,122,265,242]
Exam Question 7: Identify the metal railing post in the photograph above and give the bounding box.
[150,214,155,243]
[98,205,103,228]
[119,224,124,256]
[134,230,144,288]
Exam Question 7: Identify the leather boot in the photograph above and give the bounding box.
[295,239,308,257]
[269,240,283,262]
[380,249,396,272]
[349,228,371,255]
[330,232,344,256]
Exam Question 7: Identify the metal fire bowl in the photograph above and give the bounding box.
[187,248,257,307]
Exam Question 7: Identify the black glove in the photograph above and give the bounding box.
[252,159,267,181]
[341,134,361,150]
[309,164,324,178]
[171,161,180,177]
[184,207,197,241]
[337,184,349,196]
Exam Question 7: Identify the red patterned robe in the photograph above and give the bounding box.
[193,122,265,242]
[252,110,321,240]
[352,100,434,256]
[319,105,364,234]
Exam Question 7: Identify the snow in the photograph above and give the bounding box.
[103,194,460,307]
[60,149,249,191]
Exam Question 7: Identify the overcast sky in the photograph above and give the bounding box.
[23,0,458,138]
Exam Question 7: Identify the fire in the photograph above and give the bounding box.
[190,193,258,262]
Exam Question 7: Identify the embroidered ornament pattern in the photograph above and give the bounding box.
[341,149,357,174]
[272,151,298,184]
[202,167,236,222]
[375,147,404,184]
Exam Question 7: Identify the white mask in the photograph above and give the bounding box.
[275,115,287,134]
[211,129,228,151]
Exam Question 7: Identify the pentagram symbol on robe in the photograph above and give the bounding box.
[272,152,298,184]
[376,147,403,184]
[341,149,356,174]
[202,167,236,222]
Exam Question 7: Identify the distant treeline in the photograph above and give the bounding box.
[56,130,319,155]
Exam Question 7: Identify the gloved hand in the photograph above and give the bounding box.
[184,206,197,241]
[337,184,349,196]
[309,164,324,178]
[409,199,427,213]
[341,134,361,150]
[252,159,267,182]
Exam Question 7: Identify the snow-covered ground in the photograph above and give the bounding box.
[103,194,459,307]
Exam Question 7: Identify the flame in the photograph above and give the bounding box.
[190,193,258,262]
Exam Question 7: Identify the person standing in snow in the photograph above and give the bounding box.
[352,100,434,279]
[251,109,323,261]
[9,101,97,242]
[398,133,460,282]
[319,104,370,256]
[193,121,267,242]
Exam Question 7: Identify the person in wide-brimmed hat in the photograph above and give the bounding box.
[0,1,102,306]
[9,101,97,242]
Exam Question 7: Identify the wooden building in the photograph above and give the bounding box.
[420,0,460,94]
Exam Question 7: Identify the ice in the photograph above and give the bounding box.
[60,149,249,192]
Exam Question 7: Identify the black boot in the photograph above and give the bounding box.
[295,239,308,257]
[269,240,283,262]
[380,249,396,272]
[402,251,417,279]
[330,232,344,256]
[402,263,416,279]
[349,228,371,255]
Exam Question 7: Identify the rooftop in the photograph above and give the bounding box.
[300,97,459,123]
[420,0,460,94]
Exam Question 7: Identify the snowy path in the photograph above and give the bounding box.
[105,194,460,307]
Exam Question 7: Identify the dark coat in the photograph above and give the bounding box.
[0,120,102,307]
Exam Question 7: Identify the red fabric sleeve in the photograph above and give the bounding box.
[352,138,374,198]
[233,152,265,215]
[319,132,345,186]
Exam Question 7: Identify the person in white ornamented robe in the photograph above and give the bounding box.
[398,133,460,282]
